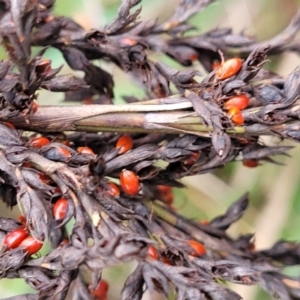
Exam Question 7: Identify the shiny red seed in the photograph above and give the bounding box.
[187,240,206,257]
[120,38,137,46]
[53,198,68,220]
[242,159,259,168]
[31,101,39,114]
[38,173,52,185]
[183,151,200,165]
[77,146,95,155]
[92,280,109,300]
[116,135,133,154]
[18,215,27,225]
[28,137,50,148]
[228,107,244,125]
[216,58,242,80]
[107,182,120,197]
[19,236,43,256]
[1,121,15,129]
[224,95,249,111]
[148,246,159,260]
[120,169,140,196]
[3,228,28,249]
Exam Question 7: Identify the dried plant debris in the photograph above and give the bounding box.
[0,0,300,299]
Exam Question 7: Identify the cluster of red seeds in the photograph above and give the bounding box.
[215,58,250,125]
[147,240,206,262]
[3,217,43,256]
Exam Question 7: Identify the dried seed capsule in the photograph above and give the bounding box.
[187,240,206,257]
[53,198,69,220]
[242,159,259,168]
[120,169,140,196]
[116,135,133,154]
[148,246,159,260]
[28,137,50,148]
[19,236,43,256]
[216,58,242,80]
[3,228,28,249]
[228,107,244,125]
[224,95,249,110]
[77,146,95,155]
[106,182,120,197]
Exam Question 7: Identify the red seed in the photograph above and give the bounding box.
[92,280,109,300]
[242,159,259,168]
[38,173,52,185]
[107,182,120,197]
[224,95,249,111]
[228,107,244,125]
[18,215,27,225]
[187,240,206,257]
[31,101,39,113]
[183,151,200,165]
[120,38,137,46]
[3,228,28,249]
[148,246,159,260]
[28,137,50,148]
[120,169,140,196]
[116,135,133,154]
[216,58,242,80]
[19,236,43,256]
[1,121,15,129]
[200,219,209,225]
[77,146,95,155]
[53,198,68,220]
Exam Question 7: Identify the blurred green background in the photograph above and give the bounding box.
[1,0,300,299]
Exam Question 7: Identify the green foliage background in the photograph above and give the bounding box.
[1,0,300,299]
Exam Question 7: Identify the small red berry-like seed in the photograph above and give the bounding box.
[18,215,26,225]
[1,122,15,129]
[107,182,120,197]
[22,162,33,168]
[189,53,198,61]
[162,255,172,265]
[92,280,109,299]
[157,185,171,193]
[187,240,206,257]
[148,246,159,260]
[228,107,244,125]
[200,219,209,225]
[216,58,242,80]
[60,239,69,246]
[120,169,140,196]
[162,192,174,205]
[3,228,28,249]
[59,147,72,158]
[82,97,94,105]
[77,146,95,155]
[52,198,69,220]
[28,137,50,148]
[19,236,43,256]
[224,94,249,111]
[31,101,39,113]
[38,173,52,185]
[116,135,133,154]
[183,151,200,165]
[242,159,259,168]
[120,38,137,46]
